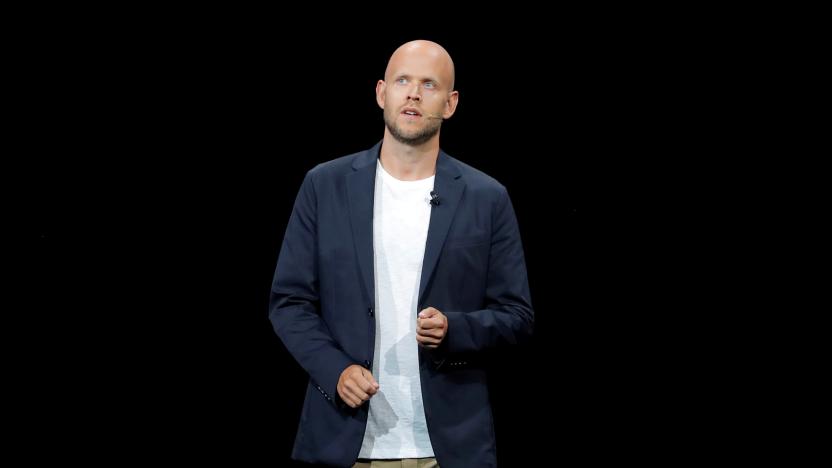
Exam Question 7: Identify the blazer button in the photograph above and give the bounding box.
[364,360,371,368]
[368,307,374,317]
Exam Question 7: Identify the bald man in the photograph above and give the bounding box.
[270,40,533,468]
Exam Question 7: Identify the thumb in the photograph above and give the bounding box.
[419,307,437,318]
[364,369,379,388]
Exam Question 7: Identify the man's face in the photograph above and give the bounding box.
[377,48,458,146]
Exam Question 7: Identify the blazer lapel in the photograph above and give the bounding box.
[418,150,465,305]
[345,143,381,306]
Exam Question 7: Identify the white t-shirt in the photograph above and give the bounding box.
[358,161,435,459]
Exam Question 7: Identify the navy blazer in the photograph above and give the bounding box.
[270,142,533,467]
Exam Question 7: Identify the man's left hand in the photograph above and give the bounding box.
[416,307,447,349]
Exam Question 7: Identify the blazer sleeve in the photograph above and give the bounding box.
[443,186,534,353]
[269,170,355,406]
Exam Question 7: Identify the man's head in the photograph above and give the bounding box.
[376,40,459,146]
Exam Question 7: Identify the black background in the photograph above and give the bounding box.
[19,12,735,466]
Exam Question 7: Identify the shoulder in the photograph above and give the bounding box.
[307,152,361,177]
[304,145,378,182]
[443,153,509,201]
[295,151,370,195]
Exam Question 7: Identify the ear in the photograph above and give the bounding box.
[443,90,459,119]
[375,80,386,109]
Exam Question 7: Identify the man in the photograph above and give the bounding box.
[270,40,533,467]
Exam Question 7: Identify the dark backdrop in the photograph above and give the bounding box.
[23,15,721,466]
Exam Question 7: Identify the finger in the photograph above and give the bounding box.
[417,327,444,338]
[357,378,377,395]
[417,339,439,349]
[346,382,370,402]
[343,387,366,407]
[343,394,358,408]
[360,369,380,393]
[418,324,445,336]
[416,334,440,345]
[417,317,438,331]
[418,307,438,319]
[419,317,444,329]
[338,387,360,408]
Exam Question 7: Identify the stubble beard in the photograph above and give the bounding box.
[384,111,442,147]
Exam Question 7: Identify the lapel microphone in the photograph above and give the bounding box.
[429,190,440,206]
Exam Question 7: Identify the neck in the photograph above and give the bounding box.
[379,130,439,180]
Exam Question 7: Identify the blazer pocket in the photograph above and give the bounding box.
[445,234,489,249]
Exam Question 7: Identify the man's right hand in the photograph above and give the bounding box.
[337,364,379,408]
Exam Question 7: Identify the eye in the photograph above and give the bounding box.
[424,82,436,89]
[396,78,408,85]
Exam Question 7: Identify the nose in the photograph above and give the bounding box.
[407,85,421,102]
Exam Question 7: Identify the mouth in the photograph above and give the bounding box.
[401,107,422,118]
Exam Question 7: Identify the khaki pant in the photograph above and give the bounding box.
[353,458,438,468]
